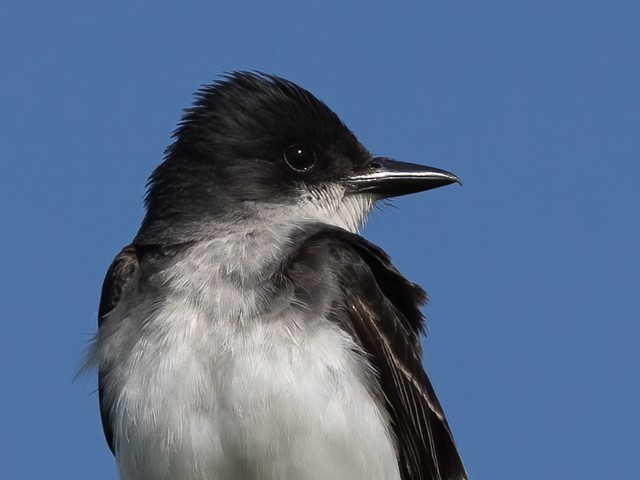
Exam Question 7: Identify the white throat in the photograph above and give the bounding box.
[186,185,375,280]
[297,183,375,233]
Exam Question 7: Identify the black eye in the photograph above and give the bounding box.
[283,144,317,172]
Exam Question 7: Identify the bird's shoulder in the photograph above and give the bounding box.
[98,244,140,325]
[98,244,140,326]
[287,225,427,337]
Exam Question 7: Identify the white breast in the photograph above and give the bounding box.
[99,235,400,480]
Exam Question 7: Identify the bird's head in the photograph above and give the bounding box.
[136,72,459,244]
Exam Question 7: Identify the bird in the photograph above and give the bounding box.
[88,71,467,480]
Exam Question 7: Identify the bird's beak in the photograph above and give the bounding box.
[346,157,461,198]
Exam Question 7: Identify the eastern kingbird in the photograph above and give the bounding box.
[89,72,467,480]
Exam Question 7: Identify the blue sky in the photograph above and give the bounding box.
[2,1,638,478]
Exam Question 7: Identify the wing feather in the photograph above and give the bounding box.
[97,244,140,453]
[293,229,467,480]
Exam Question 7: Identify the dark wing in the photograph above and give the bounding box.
[97,244,140,454]
[291,229,467,480]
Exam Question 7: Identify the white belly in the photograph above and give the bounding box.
[106,299,401,480]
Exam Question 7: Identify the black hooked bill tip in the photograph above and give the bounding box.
[346,157,461,198]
